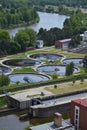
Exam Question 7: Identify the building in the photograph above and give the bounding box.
[6,94,41,110]
[30,112,74,130]
[36,40,44,48]
[70,99,87,130]
[55,39,71,50]
[83,31,87,41]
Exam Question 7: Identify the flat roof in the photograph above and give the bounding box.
[30,119,74,130]
[8,89,41,102]
[9,92,32,102]
[7,86,52,102]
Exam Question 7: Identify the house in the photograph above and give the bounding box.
[70,99,87,130]
[55,39,71,50]
[36,40,44,48]
[30,112,74,130]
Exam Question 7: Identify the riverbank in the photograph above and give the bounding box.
[35,5,87,16]
[3,17,40,30]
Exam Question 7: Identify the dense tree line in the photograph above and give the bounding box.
[0,0,39,29]
[28,0,87,8]
[0,0,87,8]
[0,28,36,56]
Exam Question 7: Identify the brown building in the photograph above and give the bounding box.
[55,39,71,50]
[70,99,87,130]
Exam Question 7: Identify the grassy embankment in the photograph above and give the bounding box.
[45,79,87,94]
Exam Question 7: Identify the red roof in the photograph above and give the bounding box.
[55,38,71,44]
[72,99,87,107]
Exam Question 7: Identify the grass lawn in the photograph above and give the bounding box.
[13,67,36,73]
[5,46,85,59]
[7,52,27,59]
[45,79,87,94]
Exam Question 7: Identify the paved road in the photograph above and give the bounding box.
[42,92,87,105]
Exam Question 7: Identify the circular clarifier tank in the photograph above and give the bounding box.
[37,65,79,75]
[29,53,64,61]
[0,65,12,74]
[63,58,83,66]
[2,58,41,67]
[8,73,50,84]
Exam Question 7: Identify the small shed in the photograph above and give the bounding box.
[55,38,71,50]
[36,40,44,48]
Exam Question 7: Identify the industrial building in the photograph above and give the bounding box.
[55,39,71,50]
[70,98,87,130]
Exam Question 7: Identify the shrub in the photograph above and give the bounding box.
[54,84,57,89]
[52,74,58,79]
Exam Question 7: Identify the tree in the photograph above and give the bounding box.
[80,77,84,84]
[0,30,10,41]
[66,62,74,76]
[83,56,87,72]
[0,74,10,86]
[52,73,58,79]
[14,30,30,51]
[0,39,10,56]
[66,64,70,76]
[70,62,74,75]
[72,78,76,86]
[54,84,57,89]
[25,28,36,47]
[70,34,82,48]
[9,41,21,54]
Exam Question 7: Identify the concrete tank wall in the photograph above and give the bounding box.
[30,102,70,117]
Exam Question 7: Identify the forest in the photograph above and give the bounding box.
[0,0,87,29]
[29,0,87,8]
[0,0,39,29]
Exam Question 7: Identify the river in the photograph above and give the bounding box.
[0,112,69,130]
[8,11,69,37]
[0,114,29,130]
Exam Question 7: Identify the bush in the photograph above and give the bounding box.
[54,84,57,89]
[52,74,58,79]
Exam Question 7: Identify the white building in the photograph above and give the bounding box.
[36,40,44,48]
[83,31,87,41]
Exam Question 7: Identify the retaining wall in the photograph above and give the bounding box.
[30,102,70,117]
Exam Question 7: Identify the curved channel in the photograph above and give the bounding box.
[37,65,79,75]
[30,53,64,61]
[8,73,50,84]
[2,58,41,67]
